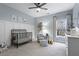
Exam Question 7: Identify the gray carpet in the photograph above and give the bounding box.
[0,42,67,56]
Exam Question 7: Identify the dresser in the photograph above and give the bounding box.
[68,35,79,56]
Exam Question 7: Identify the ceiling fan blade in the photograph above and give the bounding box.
[34,3,39,7]
[28,7,37,9]
[40,8,48,10]
[40,3,47,7]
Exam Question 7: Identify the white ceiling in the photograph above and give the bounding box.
[4,3,75,17]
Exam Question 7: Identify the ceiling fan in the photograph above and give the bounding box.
[28,3,48,12]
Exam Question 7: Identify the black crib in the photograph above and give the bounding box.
[11,29,32,48]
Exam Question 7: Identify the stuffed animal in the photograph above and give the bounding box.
[48,39,53,44]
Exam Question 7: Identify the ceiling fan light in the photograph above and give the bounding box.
[36,8,41,12]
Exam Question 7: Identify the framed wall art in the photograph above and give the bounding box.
[11,15,17,22]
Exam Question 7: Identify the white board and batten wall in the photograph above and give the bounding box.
[0,20,35,47]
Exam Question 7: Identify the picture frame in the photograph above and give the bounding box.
[23,18,27,22]
[11,15,17,21]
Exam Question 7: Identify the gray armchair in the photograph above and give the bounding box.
[37,34,48,47]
